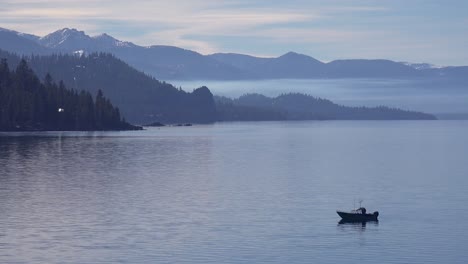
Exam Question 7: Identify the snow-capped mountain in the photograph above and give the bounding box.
[37,28,135,51]
[14,28,243,80]
[38,28,89,49]
[0,27,466,80]
[92,33,135,49]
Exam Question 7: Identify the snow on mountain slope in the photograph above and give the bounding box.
[38,28,136,51]
[400,62,444,70]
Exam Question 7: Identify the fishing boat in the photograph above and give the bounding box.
[337,201,379,222]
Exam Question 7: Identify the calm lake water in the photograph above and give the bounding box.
[171,79,468,116]
[1,121,468,263]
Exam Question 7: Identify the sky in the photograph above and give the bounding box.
[0,0,467,65]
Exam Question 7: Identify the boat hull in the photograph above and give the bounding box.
[337,211,378,222]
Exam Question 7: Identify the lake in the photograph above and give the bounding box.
[1,121,468,263]
[170,79,468,117]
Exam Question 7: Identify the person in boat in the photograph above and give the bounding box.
[361,207,366,215]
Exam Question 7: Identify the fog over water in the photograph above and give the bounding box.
[170,79,468,116]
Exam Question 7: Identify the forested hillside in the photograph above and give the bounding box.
[0,49,217,124]
[0,59,139,131]
[215,93,436,121]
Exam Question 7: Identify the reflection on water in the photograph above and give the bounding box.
[338,220,379,231]
[1,121,468,263]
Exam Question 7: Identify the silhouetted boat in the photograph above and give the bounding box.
[337,206,379,222]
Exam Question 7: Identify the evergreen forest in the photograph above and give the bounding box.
[0,59,140,131]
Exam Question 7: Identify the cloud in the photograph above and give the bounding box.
[125,8,319,52]
[0,0,323,53]
[3,8,104,18]
[0,0,376,39]
[0,0,465,64]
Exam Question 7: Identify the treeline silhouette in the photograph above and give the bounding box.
[0,49,217,124]
[0,59,140,131]
[216,93,436,121]
[215,95,286,121]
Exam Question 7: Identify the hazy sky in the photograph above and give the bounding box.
[1,0,467,65]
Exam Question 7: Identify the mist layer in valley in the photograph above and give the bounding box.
[171,79,468,119]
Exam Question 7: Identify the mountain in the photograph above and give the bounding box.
[0,49,217,124]
[210,53,433,79]
[216,93,436,121]
[0,28,248,80]
[35,28,137,50]
[37,28,137,52]
[1,27,466,81]
[0,27,49,55]
[209,52,325,78]
[39,28,91,49]
[121,45,252,80]
[209,53,468,80]
[32,28,250,80]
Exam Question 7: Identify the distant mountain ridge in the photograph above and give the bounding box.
[1,27,467,80]
[209,52,326,79]
[215,93,436,121]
